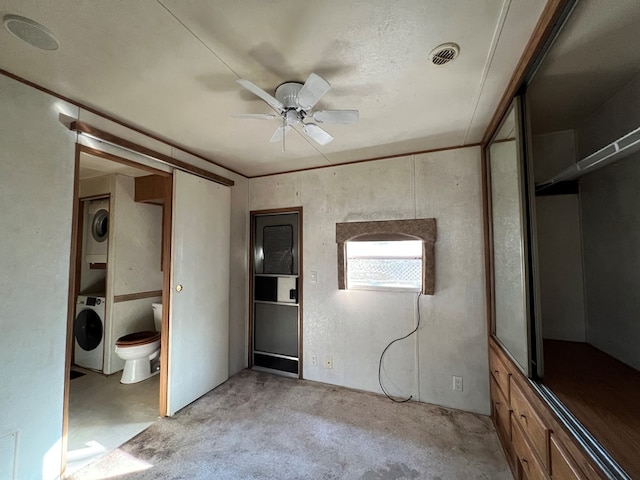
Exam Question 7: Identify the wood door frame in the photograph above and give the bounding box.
[248,207,303,379]
[61,143,172,476]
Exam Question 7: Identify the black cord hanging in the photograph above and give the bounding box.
[378,292,422,403]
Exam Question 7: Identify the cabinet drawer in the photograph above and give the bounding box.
[512,415,549,480]
[550,434,580,480]
[510,377,549,467]
[490,347,511,400]
[490,376,511,442]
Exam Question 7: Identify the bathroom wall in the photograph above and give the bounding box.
[104,174,163,374]
[109,175,163,297]
[0,74,77,480]
[249,146,489,414]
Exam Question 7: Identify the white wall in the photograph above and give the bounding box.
[0,71,249,478]
[110,175,163,297]
[580,154,640,370]
[577,72,640,158]
[531,131,586,342]
[535,195,586,341]
[249,146,489,414]
[532,130,576,183]
[575,72,640,370]
[0,75,77,480]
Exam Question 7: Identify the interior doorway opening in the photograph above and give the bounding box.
[250,209,303,378]
[64,145,172,475]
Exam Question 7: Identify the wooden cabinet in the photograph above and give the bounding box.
[550,434,581,480]
[510,377,549,468]
[512,417,549,480]
[489,338,606,480]
[490,344,511,399]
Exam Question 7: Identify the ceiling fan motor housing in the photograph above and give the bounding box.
[275,82,305,110]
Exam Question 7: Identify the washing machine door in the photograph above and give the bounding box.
[74,309,103,351]
[91,209,109,243]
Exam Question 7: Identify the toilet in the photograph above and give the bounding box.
[115,303,162,384]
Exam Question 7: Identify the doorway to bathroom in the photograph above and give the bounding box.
[63,141,232,476]
[65,146,170,475]
[250,208,303,378]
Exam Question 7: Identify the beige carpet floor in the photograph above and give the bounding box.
[70,369,510,480]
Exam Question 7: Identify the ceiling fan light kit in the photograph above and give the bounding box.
[233,72,359,148]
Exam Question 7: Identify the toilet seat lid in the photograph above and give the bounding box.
[116,331,160,347]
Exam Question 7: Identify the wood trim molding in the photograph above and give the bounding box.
[61,145,82,477]
[297,207,304,380]
[250,143,482,179]
[335,218,437,295]
[481,0,573,146]
[159,176,173,417]
[69,120,235,187]
[482,147,493,339]
[113,290,163,303]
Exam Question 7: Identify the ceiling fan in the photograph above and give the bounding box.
[232,73,359,147]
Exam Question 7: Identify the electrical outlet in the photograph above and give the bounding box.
[453,376,463,392]
[324,355,333,369]
[310,354,317,366]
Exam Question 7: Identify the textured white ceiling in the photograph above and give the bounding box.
[528,0,640,134]
[0,0,546,176]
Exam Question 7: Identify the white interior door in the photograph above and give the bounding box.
[167,170,230,415]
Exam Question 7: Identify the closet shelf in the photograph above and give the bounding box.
[536,125,640,190]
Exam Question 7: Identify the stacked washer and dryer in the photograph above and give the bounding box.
[73,198,109,371]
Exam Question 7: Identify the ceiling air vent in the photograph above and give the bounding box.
[3,15,59,51]
[428,43,459,66]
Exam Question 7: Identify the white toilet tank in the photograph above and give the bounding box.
[152,303,162,332]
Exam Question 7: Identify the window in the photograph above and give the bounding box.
[346,240,422,291]
[335,218,437,295]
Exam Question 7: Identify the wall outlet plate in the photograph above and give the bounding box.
[324,355,333,369]
[310,354,317,366]
[453,376,463,392]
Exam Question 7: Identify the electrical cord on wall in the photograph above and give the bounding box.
[378,292,422,403]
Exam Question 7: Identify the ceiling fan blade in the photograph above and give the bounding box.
[270,125,292,143]
[302,123,334,146]
[312,110,359,125]
[297,73,331,110]
[237,79,284,112]
[230,113,277,120]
